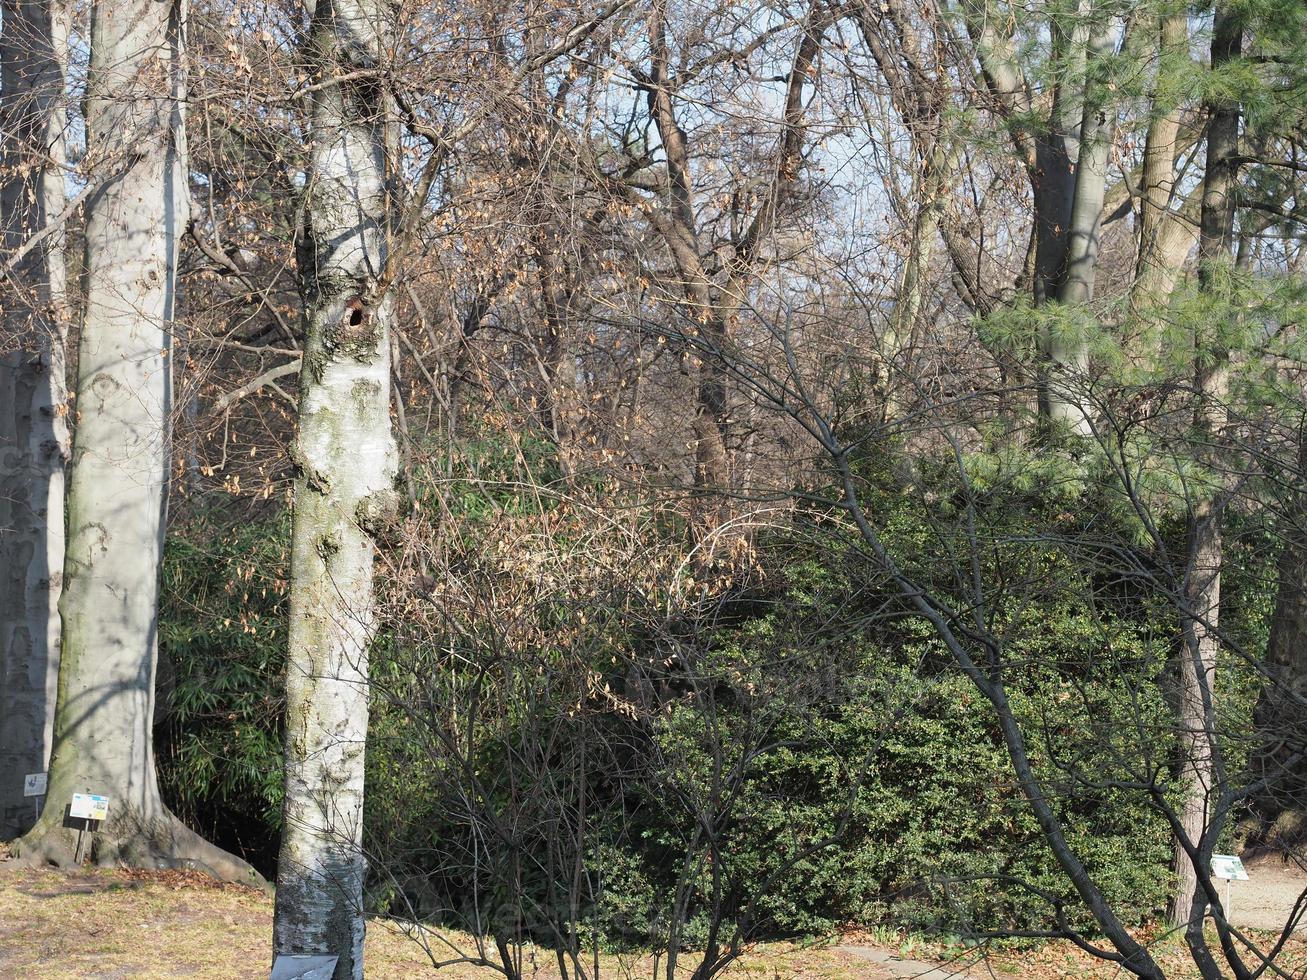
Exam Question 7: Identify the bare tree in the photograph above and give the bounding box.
[271,0,400,974]
[1170,0,1243,933]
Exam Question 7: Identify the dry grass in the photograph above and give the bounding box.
[2,862,1305,979]
[0,864,861,980]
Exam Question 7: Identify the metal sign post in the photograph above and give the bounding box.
[23,772,47,823]
[1211,854,1249,921]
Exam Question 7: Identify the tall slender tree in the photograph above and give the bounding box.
[0,0,70,839]
[957,0,1131,432]
[1130,7,1198,314]
[622,0,824,537]
[271,0,398,973]
[1170,0,1242,932]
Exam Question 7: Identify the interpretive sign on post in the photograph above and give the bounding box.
[69,792,109,866]
[1211,855,1249,881]
[1211,854,1249,920]
[23,772,47,822]
[69,793,109,821]
[271,954,339,980]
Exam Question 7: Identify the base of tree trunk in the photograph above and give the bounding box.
[9,808,269,890]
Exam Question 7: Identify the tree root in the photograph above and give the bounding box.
[9,829,78,869]
[9,808,271,893]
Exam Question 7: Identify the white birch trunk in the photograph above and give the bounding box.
[12,0,259,882]
[272,0,398,973]
[0,0,70,839]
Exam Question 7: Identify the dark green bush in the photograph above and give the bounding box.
[154,426,1273,941]
[157,507,289,871]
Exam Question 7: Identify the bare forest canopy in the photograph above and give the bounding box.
[2,0,1307,978]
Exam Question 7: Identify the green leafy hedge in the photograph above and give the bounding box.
[154,429,1273,940]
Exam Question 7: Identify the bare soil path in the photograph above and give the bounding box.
[832,856,1307,978]
[1229,853,1307,934]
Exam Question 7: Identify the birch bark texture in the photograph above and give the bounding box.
[0,0,70,839]
[272,0,398,973]
[13,0,256,880]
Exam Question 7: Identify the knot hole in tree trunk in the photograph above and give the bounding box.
[346,296,366,328]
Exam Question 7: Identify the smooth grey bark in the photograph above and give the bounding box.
[1031,1,1091,307]
[961,0,1101,429]
[272,0,398,974]
[1131,11,1198,314]
[1169,1,1241,932]
[0,0,70,839]
[1050,18,1118,434]
[11,0,260,882]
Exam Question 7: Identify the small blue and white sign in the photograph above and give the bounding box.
[23,772,47,797]
[69,792,109,821]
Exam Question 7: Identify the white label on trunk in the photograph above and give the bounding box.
[23,772,47,797]
[69,793,109,821]
[1211,854,1249,880]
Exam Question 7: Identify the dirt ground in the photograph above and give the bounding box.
[0,863,866,980]
[1229,852,1307,933]
[2,860,1306,979]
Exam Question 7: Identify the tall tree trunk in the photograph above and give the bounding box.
[641,0,734,521]
[272,0,398,973]
[637,0,822,543]
[1169,0,1241,930]
[893,142,953,341]
[12,0,258,881]
[854,0,959,420]
[1031,0,1092,306]
[1255,418,1307,832]
[1050,19,1117,434]
[1131,11,1196,314]
[883,132,960,421]
[537,242,579,481]
[1030,149,1077,308]
[1030,0,1094,429]
[0,0,70,840]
